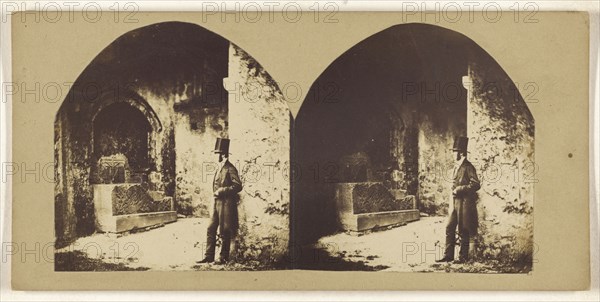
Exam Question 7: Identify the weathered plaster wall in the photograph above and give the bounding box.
[466,58,535,264]
[54,113,76,244]
[417,79,468,216]
[136,83,229,218]
[133,88,176,195]
[227,44,291,265]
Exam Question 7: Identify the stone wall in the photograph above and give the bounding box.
[172,100,227,217]
[134,84,228,219]
[466,57,535,264]
[414,42,469,216]
[417,97,467,216]
[226,44,291,265]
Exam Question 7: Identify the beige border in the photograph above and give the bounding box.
[11,11,589,290]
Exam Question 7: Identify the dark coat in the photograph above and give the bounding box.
[452,159,481,234]
[213,160,243,199]
[212,160,243,231]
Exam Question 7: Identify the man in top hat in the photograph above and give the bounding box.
[437,136,481,263]
[198,138,243,264]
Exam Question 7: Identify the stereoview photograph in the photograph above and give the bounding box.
[49,20,538,275]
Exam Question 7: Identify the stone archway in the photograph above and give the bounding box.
[91,102,154,184]
[54,89,175,243]
[54,22,292,268]
[292,23,534,268]
[53,21,230,246]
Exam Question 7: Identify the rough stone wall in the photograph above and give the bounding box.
[54,112,76,245]
[131,88,176,195]
[226,44,291,265]
[417,105,467,216]
[130,49,229,219]
[172,102,227,218]
[415,60,468,216]
[55,100,99,244]
[466,58,535,265]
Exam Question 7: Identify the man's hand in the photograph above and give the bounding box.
[214,187,225,197]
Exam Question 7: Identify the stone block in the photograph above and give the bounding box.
[356,209,420,231]
[148,190,165,201]
[333,182,419,231]
[389,188,407,200]
[93,184,176,233]
[115,211,177,233]
[95,154,130,184]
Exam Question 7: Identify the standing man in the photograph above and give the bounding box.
[437,136,481,263]
[198,138,243,264]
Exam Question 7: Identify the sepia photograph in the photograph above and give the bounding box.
[52,21,534,274]
[53,22,291,271]
[292,23,535,273]
[4,5,593,293]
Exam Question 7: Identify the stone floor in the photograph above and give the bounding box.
[306,216,529,273]
[307,216,448,271]
[56,217,233,271]
[56,216,521,273]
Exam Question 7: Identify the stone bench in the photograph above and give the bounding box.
[93,183,177,233]
[333,182,419,232]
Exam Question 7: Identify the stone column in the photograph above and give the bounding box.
[225,43,291,265]
[465,60,535,262]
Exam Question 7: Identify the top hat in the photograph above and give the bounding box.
[212,138,230,154]
[451,136,469,152]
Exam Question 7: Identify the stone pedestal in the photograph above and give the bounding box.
[333,182,419,231]
[93,184,177,233]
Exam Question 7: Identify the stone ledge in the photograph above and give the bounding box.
[356,209,420,231]
[115,211,177,233]
[341,209,420,232]
[334,182,420,231]
[96,211,178,233]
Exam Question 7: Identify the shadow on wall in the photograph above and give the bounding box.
[292,23,534,267]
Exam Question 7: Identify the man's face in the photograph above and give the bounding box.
[454,151,462,161]
[218,153,224,163]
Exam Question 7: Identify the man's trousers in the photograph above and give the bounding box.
[205,199,238,260]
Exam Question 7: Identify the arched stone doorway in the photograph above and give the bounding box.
[91,101,158,184]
